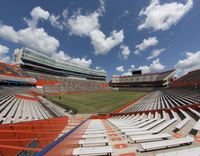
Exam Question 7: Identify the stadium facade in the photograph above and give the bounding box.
[14,47,107,81]
[111,69,175,91]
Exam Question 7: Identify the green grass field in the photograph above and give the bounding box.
[48,91,146,114]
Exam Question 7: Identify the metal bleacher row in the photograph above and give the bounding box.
[43,78,110,94]
[50,88,200,155]
[121,88,200,136]
[124,88,200,112]
[0,86,66,124]
[44,79,108,93]
[36,110,200,155]
[73,120,113,156]
[107,109,200,155]
[34,86,200,155]
[27,71,110,94]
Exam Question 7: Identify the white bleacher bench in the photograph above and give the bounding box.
[114,117,149,127]
[130,133,171,143]
[85,131,106,135]
[138,136,194,152]
[176,117,190,129]
[126,117,177,136]
[85,129,106,133]
[73,146,113,156]
[85,129,105,132]
[82,134,107,139]
[131,113,145,122]
[156,147,200,156]
[124,119,166,136]
[88,126,105,129]
[175,110,190,130]
[121,128,143,133]
[138,118,166,130]
[110,114,157,128]
[126,130,155,136]
[152,118,177,133]
[132,118,149,126]
[136,118,157,128]
[79,138,109,147]
[189,108,200,117]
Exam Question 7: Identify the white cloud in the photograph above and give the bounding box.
[121,72,131,76]
[49,8,69,30]
[122,10,130,16]
[0,24,60,56]
[49,15,63,30]
[18,27,59,56]
[0,23,93,67]
[0,25,19,42]
[147,48,165,60]
[137,66,151,74]
[130,65,135,70]
[51,51,68,61]
[0,45,9,55]
[0,56,10,63]
[116,65,124,72]
[175,51,200,75]
[62,9,68,19]
[0,21,93,68]
[98,0,106,14]
[150,58,165,71]
[90,29,124,55]
[24,6,50,28]
[122,59,165,75]
[95,66,106,72]
[138,0,193,31]
[122,65,135,76]
[52,51,92,68]
[127,65,135,73]
[71,57,92,68]
[117,10,130,20]
[67,1,124,55]
[68,12,100,37]
[0,45,10,63]
[119,44,131,60]
[0,7,97,68]
[135,37,158,55]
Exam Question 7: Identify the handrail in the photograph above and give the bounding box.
[35,118,89,156]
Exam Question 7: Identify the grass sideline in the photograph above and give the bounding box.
[48,91,146,114]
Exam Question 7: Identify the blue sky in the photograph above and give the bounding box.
[0,0,200,79]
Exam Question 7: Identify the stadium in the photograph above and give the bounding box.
[0,46,199,156]
[0,0,200,156]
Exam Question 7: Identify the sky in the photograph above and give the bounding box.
[0,0,200,79]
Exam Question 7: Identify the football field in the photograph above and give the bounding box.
[49,91,146,114]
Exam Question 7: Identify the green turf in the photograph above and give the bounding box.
[48,91,146,114]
